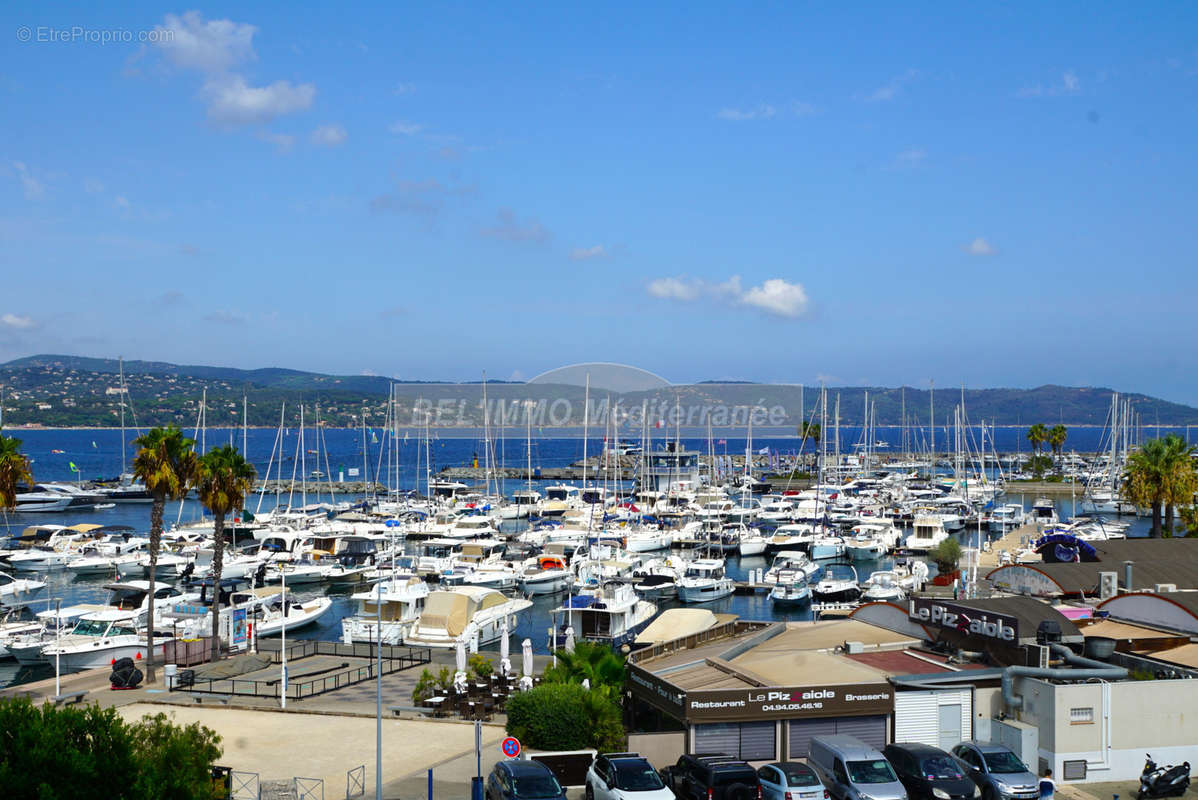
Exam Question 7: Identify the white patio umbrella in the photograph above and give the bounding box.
[456,639,467,673]
[499,617,511,676]
[564,626,576,653]
[521,638,533,678]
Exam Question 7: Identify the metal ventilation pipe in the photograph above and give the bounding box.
[1002,643,1128,710]
[1124,560,1134,591]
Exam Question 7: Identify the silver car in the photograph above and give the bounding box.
[951,743,1039,800]
[758,762,829,800]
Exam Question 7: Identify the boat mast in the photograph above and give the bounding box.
[929,380,935,478]
[119,356,127,475]
[581,374,590,488]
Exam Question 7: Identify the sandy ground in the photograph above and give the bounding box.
[115,703,505,798]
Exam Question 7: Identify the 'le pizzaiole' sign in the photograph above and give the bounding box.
[908,599,1019,642]
[686,683,894,721]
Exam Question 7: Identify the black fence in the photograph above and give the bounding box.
[173,640,431,700]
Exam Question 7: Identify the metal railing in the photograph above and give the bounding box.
[346,765,365,799]
[175,641,431,700]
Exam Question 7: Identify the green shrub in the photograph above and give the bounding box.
[929,537,963,574]
[468,653,493,678]
[0,697,222,800]
[505,682,626,752]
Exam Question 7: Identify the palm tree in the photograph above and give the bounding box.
[1048,425,1068,461]
[798,421,821,457]
[131,426,198,682]
[1161,435,1198,536]
[195,445,257,661]
[1124,438,1171,537]
[0,434,34,513]
[542,641,626,699]
[195,445,257,659]
[1026,424,1048,456]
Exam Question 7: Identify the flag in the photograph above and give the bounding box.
[758,446,770,455]
[91,441,97,449]
[656,419,664,428]
[69,461,78,472]
[717,439,726,445]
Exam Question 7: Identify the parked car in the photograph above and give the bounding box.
[757,761,829,800]
[664,753,762,800]
[586,752,674,800]
[950,743,1039,800]
[883,743,980,800]
[808,735,907,800]
[487,759,569,800]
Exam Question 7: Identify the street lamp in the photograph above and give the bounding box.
[376,578,383,800]
[54,597,62,698]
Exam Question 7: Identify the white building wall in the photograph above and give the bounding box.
[1013,677,1198,782]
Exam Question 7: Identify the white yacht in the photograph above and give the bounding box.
[518,554,572,596]
[988,504,1028,533]
[763,551,822,585]
[861,570,907,603]
[768,578,812,608]
[341,576,430,645]
[403,586,531,649]
[0,570,47,609]
[40,610,173,671]
[549,581,656,649]
[812,564,862,604]
[905,515,949,552]
[676,559,735,603]
[1031,497,1059,528]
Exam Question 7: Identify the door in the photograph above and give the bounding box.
[938,704,963,751]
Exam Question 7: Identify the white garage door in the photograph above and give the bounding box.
[788,715,888,758]
[894,689,972,750]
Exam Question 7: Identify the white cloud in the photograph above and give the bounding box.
[311,124,347,146]
[894,148,927,167]
[393,82,416,95]
[570,245,607,261]
[964,237,998,256]
[11,161,45,200]
[114,195,130,209]
[83,178,105,194]
[1018,70,1081,98]
[204,75,315,125]
[740,278,809,318]
[647,277,703,301]
[646,275,809,319]
[717,104,777,121]
[388,120,423,136]
[154,11,257,72]
[148,12,314,128]
[1,313,34,329]
[865,69,919,102]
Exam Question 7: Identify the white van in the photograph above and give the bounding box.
[808,735,907,800]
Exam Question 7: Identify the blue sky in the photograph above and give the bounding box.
[2,3,1197,401]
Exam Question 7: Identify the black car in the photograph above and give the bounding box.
[665,753,762,800]
[883,744,980,800]
[486,759,568,800]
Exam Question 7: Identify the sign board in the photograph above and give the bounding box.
[231,607,248,648]
[348,468,360,477]
[627,666,686,715]
[685,682,894,722]
[501,737,521,758]
[908,598,1019,642]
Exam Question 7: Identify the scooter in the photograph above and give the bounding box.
[1139,754,1191,799]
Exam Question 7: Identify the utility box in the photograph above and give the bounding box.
[990,717,1038,770]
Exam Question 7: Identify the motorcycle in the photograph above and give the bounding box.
[1139,754,1191,799]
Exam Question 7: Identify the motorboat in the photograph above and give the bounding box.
[811,564,862,604]
[676,559,735,604]
[905,515,949,552]
[115,551,193,579]
[988,504,1028,533]
[249,589,334,637]
[738,529,769,556]
[341,576,430,645]
[518,554,572,596]
[763,551,822,585]
[40,610,173,671]
[809,535,846,560]
[549,581,656,649]
[0,570,47,609]
[768,578,812,608]
[843,531,885,561]
[1031,497,1059,528]
[622,527,673,553]
[861,570,906,603]
[764,523,820,552]
[441,562,520,592]
[4,605,103,664]
[100,580,194,626]
[403,586,532,649]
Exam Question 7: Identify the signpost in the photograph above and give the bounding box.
[501,737,522,759]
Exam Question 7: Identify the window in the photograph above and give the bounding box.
[1069,707,1094,724]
